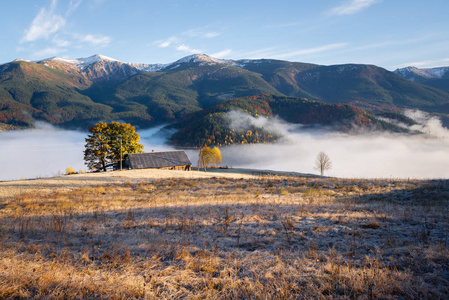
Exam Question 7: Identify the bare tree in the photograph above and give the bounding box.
[314,152,332,176]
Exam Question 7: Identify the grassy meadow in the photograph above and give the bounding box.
[0,170,448,299]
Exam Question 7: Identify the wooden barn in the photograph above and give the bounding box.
[125,150,192,171]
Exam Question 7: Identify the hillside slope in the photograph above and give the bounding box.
[1,54,448,131]
[170,95,412,147]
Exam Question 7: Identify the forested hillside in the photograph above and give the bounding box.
[170,95,412,147]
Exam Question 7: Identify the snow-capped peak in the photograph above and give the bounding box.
[76,54,119,66]
[426,66,449,78]
[178,54,235,65]
[40,54,121,70]
[13,58,33,63]
[394,66,449,79]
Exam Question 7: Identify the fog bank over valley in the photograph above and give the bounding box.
[0,124,177,181]
[1,111,448,181]
[0,122,86,181]
[218,110,449,178]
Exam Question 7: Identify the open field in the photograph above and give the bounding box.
[0,169,448,298]
[0,168,261,201]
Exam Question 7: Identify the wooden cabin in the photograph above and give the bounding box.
[125,150,192,171]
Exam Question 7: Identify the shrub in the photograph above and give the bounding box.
[65,167,76,175]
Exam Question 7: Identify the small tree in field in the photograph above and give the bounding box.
[198,146,222,171]
[314,151,332,176]
[211,147,222,167]
[84,122,144,172]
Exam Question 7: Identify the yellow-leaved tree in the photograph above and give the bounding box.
[84,122,144,172]
[198,146,222,171]
[211,146,222,167]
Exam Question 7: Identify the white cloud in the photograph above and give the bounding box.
[204,32,220,38]
[53,37,71,47]
[183,28,219,38]
[354,34,440,52]
[176,44,202,54]
[18,0,112,59]
[154,37,179,48]
[21,0,66,43]
[210,49,232,58]
[276,43,347,59]
[67,0,83,15]
[76,34,111,47]
[393,58,449,69]
[328,0,380,16]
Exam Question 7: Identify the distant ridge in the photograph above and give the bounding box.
[394,65,449,92]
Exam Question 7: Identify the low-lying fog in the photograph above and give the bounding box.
[0,124,175,181]
[1,111,448,181]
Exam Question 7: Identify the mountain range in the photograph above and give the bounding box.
[1,53,448,145]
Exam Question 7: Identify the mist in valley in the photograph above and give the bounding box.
[1,111,448,181]
[219,110,449,178]
[0,124,178,181]
[0,122,86,181]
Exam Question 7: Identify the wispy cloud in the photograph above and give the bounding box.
[276,43,347,59]
[176,44,202,54]
[354,35,440,52]
[183,26,220,39]
[19,0,112,59]
[75,34,111,47]
[154,37,179,48]
[52,37,71,47]
[153,34,204,55]
[394,58,449,69]
[152,26,221,56]
[328,0,380,16]
[21,0,66,43]
[67,0,83,15]
[210,48,232,58]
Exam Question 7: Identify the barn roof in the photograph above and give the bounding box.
[127,151,192,169]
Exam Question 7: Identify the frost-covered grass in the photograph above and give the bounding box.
[0,176,448,298]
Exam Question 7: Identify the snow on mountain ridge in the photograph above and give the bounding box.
[128,62,168,72]
[162,54,237,70]
[162,54,281,70]
[395,66,449,79]
[426,67,449,78]
[38,54,168,72]
[76,54,119,66]
[41,54,120,70]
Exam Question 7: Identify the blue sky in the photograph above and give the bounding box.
[1,0,448,70]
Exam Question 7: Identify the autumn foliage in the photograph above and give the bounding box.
[84,122,144,172]
[198,146,222,171]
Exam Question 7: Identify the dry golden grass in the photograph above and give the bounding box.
[0,171,448,299]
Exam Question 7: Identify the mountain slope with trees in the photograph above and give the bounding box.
[169,95,412,147]
[0,54,447,140]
